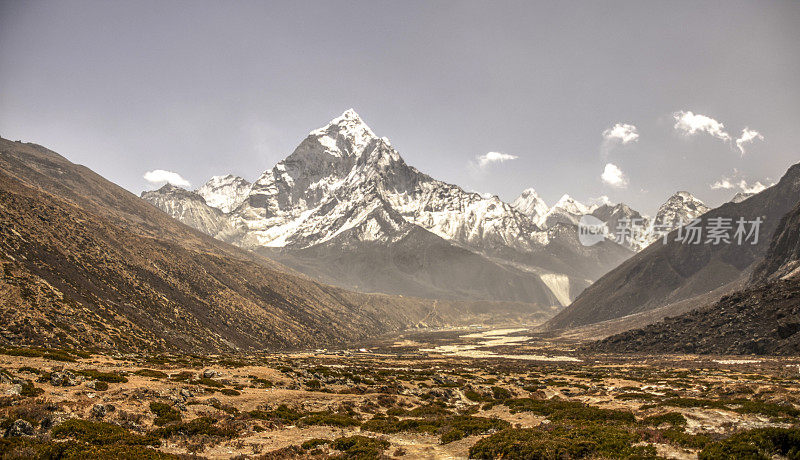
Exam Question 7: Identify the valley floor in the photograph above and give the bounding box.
[1,329,799,459]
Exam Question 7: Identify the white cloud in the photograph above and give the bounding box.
[476,151,519,168]
[673,111,765,156]
[601,163,628,188]
[602,123,639,145]
[710,171,771,194]
[710,178,735,190]
[143,169,191,187]
[738,180,768,194]
[735,127,764,155]
[673,111,731,141]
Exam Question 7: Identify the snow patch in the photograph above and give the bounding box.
[540,273,571,306]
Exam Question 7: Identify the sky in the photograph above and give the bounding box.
[1,0,799,216]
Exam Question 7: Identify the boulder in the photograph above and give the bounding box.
[5,419,34,437]
[50,371,79,387]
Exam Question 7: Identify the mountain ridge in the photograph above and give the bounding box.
[545,161,800,331]
[144,110,632,306]
[589,198,800,355]
[0,137,548,353]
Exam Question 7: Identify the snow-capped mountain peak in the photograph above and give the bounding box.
[553,194,590,215]
[654,191,709,226]
[308,109,378,159]
[196,174,251,213]
[142,110,635,307]
[538,194,590,228]
[199,110,546,252]
[511,188,549,223]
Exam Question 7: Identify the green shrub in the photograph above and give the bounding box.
[469,424,656,459]
[699,427,800,460]
[657,397,800,418]
[195,377,224,388]
[464,389,485,402]
[41,352,78,362]
[169,371,193,382]
[440,429,465,444]
[491,386,513,400]
[250,376,273,388]
[149,402,181,426]
[17,366,41,375]
[0,348,43,358]
[661,429,712,449]
[439,416,510,443]
[641,412,687,428]
[76,369,128,383]
[206,399,239,415]
[362,414,509,443]
[331,435,390,459]
[247,404,304,423]
[0,438,176,459]
[219,388,240,396]
[301,438,329,449]
[247,405,358,427]
[730,399,800,418]
[504,398,636,423]
[52,419,160,446]
[19,381,44,397]
[134,369,168,379]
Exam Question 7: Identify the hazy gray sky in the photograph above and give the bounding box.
[1,0,799,215]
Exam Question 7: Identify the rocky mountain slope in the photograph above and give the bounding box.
[589,277,800,355]
[143,110,632,306]
[590,200,800,355]
[141,184,236,238]
[752,200,800,282]
[0,137,541,353]
[545,162,800,331]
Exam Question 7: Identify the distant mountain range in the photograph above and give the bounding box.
[143,110,713,306]
[0,137,554,353]
[3,111,796,356]
[547,162,800,332]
